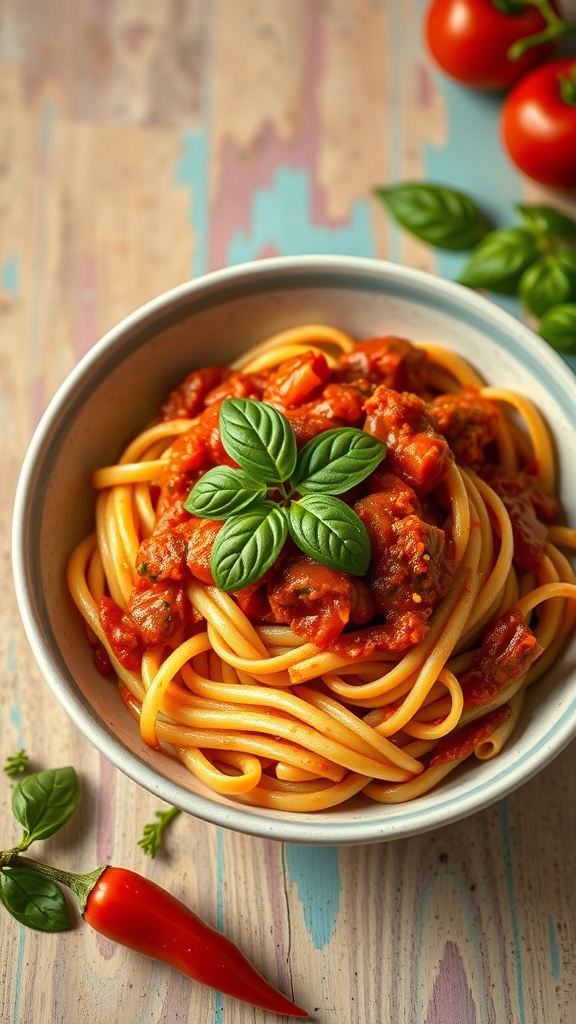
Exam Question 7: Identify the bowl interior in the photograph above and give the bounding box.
[13,256,576,844]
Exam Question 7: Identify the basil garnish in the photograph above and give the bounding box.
[517,204,576,241]
[519,252,576,318]
[287,495,372,576]
[458,227,540,294]
[211,503,288,592]
[538,304,576,354]
[375,182,487,251]
[12,767,79,848]
[185,466,267,519]
[0,867,71,932]
[185,399,386,592]
[219,398,297,483]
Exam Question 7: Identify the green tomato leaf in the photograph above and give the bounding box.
[184,466,267,519]
[12,767,79,847]
[219,399,297,484]
[210,503,287,592]
[374,182,487,251]
[287,495,371,576]
[538,303,576,354]
[458,227,540,293]
[291,428,387,495]
[0,868,71,932]
[519,254,576,317]
[517,204,576,240]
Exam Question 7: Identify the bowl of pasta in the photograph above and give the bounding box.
[12,255,576,844]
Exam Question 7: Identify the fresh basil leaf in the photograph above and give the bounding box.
[517,204,576,240]
[0,867,71,932]
[458,228,539,293]
[291,428,386,495]
[538,303,576,354]
[184,466,267,519]
[210,503,287,592]
[519,254,576,317]
[375,182,487,251]
[287,495,371,576]
[12,767,79,846]
[219,399,297,484]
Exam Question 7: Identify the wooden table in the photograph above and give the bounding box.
[2,3,576,1022]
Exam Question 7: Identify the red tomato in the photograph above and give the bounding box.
[501,58,576,189]
[425,0,558,90]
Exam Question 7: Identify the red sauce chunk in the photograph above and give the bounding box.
[481,467,558,571]
[428,389,501,466]
[461,609,542,709]
[267,555,375,649]
[429,704,512,768]
[337,336,429,394]
[363,386,453,496]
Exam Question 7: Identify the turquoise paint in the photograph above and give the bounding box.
[284,844,340,951]
[226,166,375,265]
[499,800,527,1024]
[175,131,209,279]
[548,915,560,981]
[1,254,19,294]
[423,72,522,320]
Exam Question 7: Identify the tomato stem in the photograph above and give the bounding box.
[505,0,576,61]
[559,66,576,107]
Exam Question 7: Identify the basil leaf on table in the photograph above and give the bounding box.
[210,503,288,592]
[11,767,79,847]
[519,252,576,317]
[517,204,576,240]
[375,182,487,250]
[219,398,297,484]
[292,428,386,495]
[287,495,371,576]
[538,304,576,354]
[458,228,540,293]
[184,466,267,519]
[0,867,71,932]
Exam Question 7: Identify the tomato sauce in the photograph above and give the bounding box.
[98,336,554,661]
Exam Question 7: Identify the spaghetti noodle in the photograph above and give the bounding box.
[67,325,576,811]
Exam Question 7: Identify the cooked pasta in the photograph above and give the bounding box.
[67,325,576,811]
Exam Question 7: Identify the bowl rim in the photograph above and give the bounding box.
[11,254,576,844]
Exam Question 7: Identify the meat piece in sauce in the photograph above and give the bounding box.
[481,467,558,571]
[355,489,453,628]
[337,335,429,394]
[267,554,376,649]
[159,366,226,421]
[136,517,222,586]
[428,389,501,466]
[460,608,542,709]
[363,386,453,496]
[128,577,189,645]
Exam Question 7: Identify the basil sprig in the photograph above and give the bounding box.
[1,766,79,932]
[375,182,487,251]
[185,399,386,592]
[376,181,576,354]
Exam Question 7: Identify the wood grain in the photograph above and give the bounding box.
[2,2,576,1022]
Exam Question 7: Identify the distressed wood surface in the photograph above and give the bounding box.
[1,2,576,1022]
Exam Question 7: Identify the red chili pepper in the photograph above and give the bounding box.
[82,866,307,1017]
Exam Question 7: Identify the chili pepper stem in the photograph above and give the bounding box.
[0,850,106,912]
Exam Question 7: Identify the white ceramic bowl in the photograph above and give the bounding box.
[12,256,576,845]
